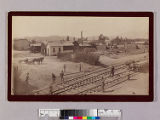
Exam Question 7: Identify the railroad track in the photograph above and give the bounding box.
[55,65,125,94]
[57,64,126,86]
[33,58,147,95]
[32,66,105,94]
[32,64,126,95]
[58,66,107,85]
[58,68,129,95]
[76,71,138,95]
[49,65,127,95]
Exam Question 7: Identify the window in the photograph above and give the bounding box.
[53,48,55,52]
[59,48,61,52]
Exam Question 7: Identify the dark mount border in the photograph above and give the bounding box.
[8,12,154,102]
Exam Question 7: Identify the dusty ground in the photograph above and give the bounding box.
[100,73,149,95]
[12,50,95,90]
[99,52,149,66]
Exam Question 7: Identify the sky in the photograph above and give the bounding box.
[12,16,149,39]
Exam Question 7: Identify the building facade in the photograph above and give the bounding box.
[30,43,42,53]
[46,42,73,56]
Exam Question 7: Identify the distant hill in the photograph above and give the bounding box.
[25,35,67,42]
[14,35,148,43]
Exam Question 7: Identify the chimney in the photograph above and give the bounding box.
[81,31,83,39]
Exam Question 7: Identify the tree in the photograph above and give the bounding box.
[99,34,105,40]
[31,40,36,44]
[98,34,106,44]
[89,41,97,49]
[73,41,79,47]
[73,41,79,52]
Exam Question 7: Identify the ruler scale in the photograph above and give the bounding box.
[39,109,122,120]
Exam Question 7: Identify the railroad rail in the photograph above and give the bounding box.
[77,71,138,95]
[32,58,147,95]
[57,68,130,95]
[33,63,126,95]
[52,66,128,95]
[58,64,126,86]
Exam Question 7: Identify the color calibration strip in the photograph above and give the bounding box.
[39,109,121,118]
[60,116,100,119]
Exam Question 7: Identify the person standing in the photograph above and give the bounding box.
[101,77,105,92]
[60,70,64,82]
[25,72,30,84]
[64,64,66,73]
[111,66,115,77]
[52,73,56,84]
[79,63,82,72]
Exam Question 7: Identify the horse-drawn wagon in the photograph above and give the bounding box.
[19,56,44,65]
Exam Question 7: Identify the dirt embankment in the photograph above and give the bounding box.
[99,53,149,66]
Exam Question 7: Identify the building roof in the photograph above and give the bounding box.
[30,43,41,46]
[47,41,93,47]
[79,43,91,46]
[14,39,29,42]
[135,41,145,44]
[47,41,74,47]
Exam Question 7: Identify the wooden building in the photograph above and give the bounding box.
[30,43,42,53]
[46,41,74,56]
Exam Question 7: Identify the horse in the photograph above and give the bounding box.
[19,58,28,63]
[26,59,34,64]
[39,57,44,64]
[32,57,44,64]
[33,58,41,64]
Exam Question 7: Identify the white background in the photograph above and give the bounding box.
[0,0,159,120]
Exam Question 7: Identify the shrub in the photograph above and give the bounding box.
[83,48,96,53]
[57,52,72,61]
[13,65,21,84]
[74,51,100,65]
[12,65,21,94]
[13,65,37,95]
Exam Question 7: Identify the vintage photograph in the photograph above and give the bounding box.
[8,12,153,101]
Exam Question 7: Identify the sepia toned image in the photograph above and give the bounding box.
[8,12,153,101]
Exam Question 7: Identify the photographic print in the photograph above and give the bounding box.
[8,12,153,101]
